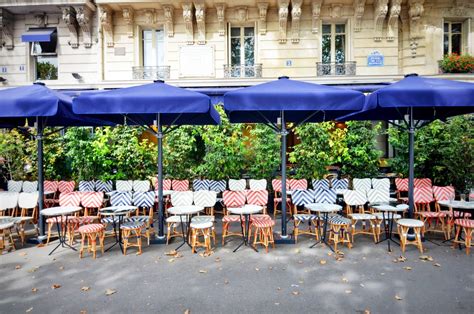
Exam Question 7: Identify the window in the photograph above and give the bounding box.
[229,26,255,77]
[30,30,58,80]
[444,22,462,55]
[141,29,164,67]
[322,24,346,64]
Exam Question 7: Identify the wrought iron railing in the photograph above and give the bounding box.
[316,62,356,76]
[224,64,263,78]
[132,66,171,80]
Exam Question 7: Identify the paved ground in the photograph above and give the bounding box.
[1,221,473,314]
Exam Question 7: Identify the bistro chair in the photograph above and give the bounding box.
[289,179,307,191]
[331,178,349,192]
[190,219,214,254]
[116,180,133,192]
[221,190,246,245]
[22,181,38,193]
[343,190,367,214]
[7,180,23,193]
[272,179,291,218]
[246,190,268,215]
[353,178,372,193]
[193,190,217,216]
[414,178,432,189]
[172,180,189,191]
[312,179,331,190]
[432,186,462,236]
[80,191,104,218]
[395,178,409,203]
[397,218,424,253]
[292,189,318,243]
[133,180,150,193]
[193,179,211,191]
[328,215,352,253]
[94,180,113,193]
[43,180,59,208]
[228,179,246,191]
[250,214,275,253]
[17,192,39,245]
[371,178,390,191]
[313,188,337,204]
[78,223,105,259]
[453,219,473,255]
[130,191,156,245]
[0,192,19,217]
[101,191,133,239]
[78,180,95,192]
[45,192,81,245]
[121,221,145,255]
[0,219,16,254]
[208,180,227,215]
[367,189,390,205]
[414,187,447,239]
[166,191,193,244]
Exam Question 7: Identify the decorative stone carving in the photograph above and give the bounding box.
[163,5,174,37]
[408,0,424,57]
[99,7,113,48]
[0,9,14,50]
[182,3,194,45]
[312,0,323,34]
[215,3,226,36]
[194,1,206,44]
[387,0,401,41]
[330,4,343,19]
[278,0,289,43]
[76,4,95,48]
[35,14,48,28]
[451,0,468,16]
[142,10,155,25]
[62,7,79,48]
[257,3,268,35]
[353,0,366,32]
[122,7,134,38]
[291,0,302,43]
[374,0,388,42]
[236,6,248,23]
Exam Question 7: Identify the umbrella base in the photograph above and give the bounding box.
[27,235,47,245]
[274,234,296,244]
[149,235,166,245]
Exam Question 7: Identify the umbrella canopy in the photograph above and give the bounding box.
[73,80,220,125]
[340,75,474,121]
[224,77,365,123]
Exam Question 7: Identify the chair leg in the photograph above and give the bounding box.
[79,233,86,258]
[46,222,53,245]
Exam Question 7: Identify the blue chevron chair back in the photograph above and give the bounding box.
[95,180,113,193]
[133,191,155,208]
[78,180,95,192]
[110,191,133,206]
[209,180,227,193]
[331,178,349,190]
[292,190,315,206]
[313,188,337,204]
[312,179,331,190]
[193,179,211,191]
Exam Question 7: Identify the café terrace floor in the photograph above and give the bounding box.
[1,221,473,314]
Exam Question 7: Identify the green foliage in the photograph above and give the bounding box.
[245,124,280,180]
[36,61,58,80]
[388,115,474,192]
[163,126,201,179]
[0,129,35,181]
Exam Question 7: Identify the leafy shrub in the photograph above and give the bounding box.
[439,54,474,73]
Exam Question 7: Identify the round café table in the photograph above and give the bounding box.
[305,203,342,251]
[227,205,263,253]
[373,204,407,252]
[100,205,137,253]
[168,205,203,251]
[41,206,82,255]
[438,200,474,250]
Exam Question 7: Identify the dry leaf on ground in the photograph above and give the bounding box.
[168,258,175,263]
[15,265,21,270]
[319,260,327,265]
[398,256,407,262]
[19,252,27,256]
[165,250,178,256]
[51,284,61,290]
[395,295,403,301]
[214,257,221,262]
[255,267,260,271]
[419,255,434,261]
[292,291,300,296]
[31,288,38,293]
[345,290,352,294]
[80,310,87,314]
[105,289,116,296]
[342,277,349,283]
[36,243,45,248]
[403,266,413,271]
[81,286,90,291]
[364,309,371,314]
[224,279,229,285]
[59,266,64,270]
[25,307,33,313]
[199,269,208,274]
[184,309,190,314]
[433,263,441,267]
[28,267,39,273]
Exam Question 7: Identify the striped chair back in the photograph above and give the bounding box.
[249,179,267,191]
[170,191,194,206]
[110,191,133,206]
[313,188,337,204]
[58,181,75,193]
[81,192,104,208]
[172,180,189,191]
[95,180,113,193]
[22,181,38,193]
[371,178,390,191]
[193,179,211,191]
[193,190,217,208]
[44,181,58,192]
[272,179,290,192]
[18,192,39,209]
[414,187,434,204]
[133,180,150,192]
[78,180,95,192]
[152,178,172,191]
[7,180,23,192]
[133,191,156,208]
[353,178,372,192]
[292,190,315,206]
[246,190,268,206]
[59,192,81,207]
[209,180,227,193]
[312,179,330,190]
[414,178,432,188]
[343,190,367,206]
[0,192,19,211]
[222,190,246,208]
[367,189,390,204]
[228,179,246,191]
[289,179,307,191]
[331,178,349,191]
[116,180,133,192]
[432,186,455,201]
[395,178,409,192]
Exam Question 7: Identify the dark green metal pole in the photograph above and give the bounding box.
[37,117,45,237]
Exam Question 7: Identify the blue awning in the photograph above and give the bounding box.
[21,28,56,42]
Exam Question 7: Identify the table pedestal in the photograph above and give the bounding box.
[310,212,333,252]
[375,212,400,252]
[49,216,77,255]
[234,214,258,253]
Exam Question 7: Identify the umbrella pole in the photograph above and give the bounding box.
[151,113,166,244]
[408,107,415,218]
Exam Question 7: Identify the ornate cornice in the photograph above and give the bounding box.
[353,0,366,32]
[163,5,174,37]
[387,0,401,41]
[182,2,194,45]
[142,9,155,25]
[278,0,289,43]
[122,7,134,38]
[0,8,13,50]
[235,6,248,23]
[75,3,96,48]
[450,0,468,16]
[257,2,268,35]
[312,0,323,34]
[408,0,425,57]
[291,0,302,43]
[99,6,113,47]
[194,1,206,44]
[374,0,388,42]
[215,3,226,36]
[62,6,78,48]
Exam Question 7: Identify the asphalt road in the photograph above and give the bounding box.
[1,221,473,314]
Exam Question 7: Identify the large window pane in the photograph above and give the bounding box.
[156,30,164,66]
[142,30,153,67]
[443,34,449,55]
[444,23,449,32]
[244,27,254,37]
[335,24,345,33]
[335,34,345,63]
[322,24,331,34]
[452,34,461,54]
[231,27,240,37]
[36,56,58,80]
[451,23,462,33]
[322,35,331,63]
[230,38,241,66]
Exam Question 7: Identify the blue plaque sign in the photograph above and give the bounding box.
[367,51,384,67]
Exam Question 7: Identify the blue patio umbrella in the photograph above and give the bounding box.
[339,74,474,217]
[0,83,113,241]
[73,80,220,243]
[224,77,365,242]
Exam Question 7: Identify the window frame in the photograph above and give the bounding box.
[321,22,347,64]
[443,20,463,55]
[227,23,257,67]
[138,26,166,67]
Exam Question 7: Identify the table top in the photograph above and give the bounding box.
[100,205,137,215]
[227,205,263,215]
[41,206,82,216]
[373,204,406,212]
[438,200,474,210]
[305,203,342,213]
[168,205,203,215]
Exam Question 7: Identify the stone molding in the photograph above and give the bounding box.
[62,6,79,48]
[215,3,226,36]
[291,0,302,43]
[278,0,289,43]
[0,8,13,50]
[374,0,388,42]
[408,0,425,57]
[257,2,268,35]
[312,0,323,34]
[353,0,366,32]
[182,2,194,45]
[99,6,113,47]
[194,1,206,44]
[75,2,96,48]
[387,0,401,41]
[122,7,134,38]
[163,5,174,37]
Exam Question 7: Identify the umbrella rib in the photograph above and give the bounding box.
[291,110,322,130]
[256,111,279,132]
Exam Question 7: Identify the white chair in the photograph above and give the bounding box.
[343,190,367,214]
[371,178,390,191]
[228,179,246,191]
[166,191,194,244]
[0,192,19,216]
[353,178,372,193]
[8,180,23,192]
[193,191,217,216]
[133,180,150,192]
[367,189,390,205]
[116,180,133,192]
[249,179,267,191]
[17,192,39,244]
[22,181,38,193]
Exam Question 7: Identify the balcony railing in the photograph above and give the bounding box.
[224,64,263,78]
[316,62,356,76]
[132,66,171,80]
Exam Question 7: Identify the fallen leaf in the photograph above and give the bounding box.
[295,249,301,254]
[15,265,21,270]
[274,303,280,306]
[218,267,223,271]
[224,279,229,285]
[81,286,90,291]
[36,243,45,248]
[345,290,352,294]
[277,287,281,291]
[298,280,304,284]
[419,255,433,262]
[19,252,27,256]
[319,260,327,265]
[292,291,300,296]
[59,266,64,271]
[31,288,38,293]
[380,273,385,276]
[364,310,371,314]
[255,267,260,271]
[328,252,333,256]
[268,266,273,270]
[25,307,33,313]
[51,284,61,290]
[403,266,413,271]
[342,277,348,283]
[27,267,39,273]
[360,283,365,288]
[433,263,441,267]
[184,310,190,314]
[80,311,87,314]
[105,289,116,296]
[392,259,399,263]
[398,256,407,262]
[214,257,221,262]
[165,250,178,256]
[395,295,403,301]
[199,269,208,274]
[168,258,175,263]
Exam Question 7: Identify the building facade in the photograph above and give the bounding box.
[0,0,472,90]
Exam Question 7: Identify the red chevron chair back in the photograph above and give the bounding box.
[222,190,246,208]
[414,187,434,204]
[272,179,290,192]
[59,192,81,207]
[246,190,268,206]
[58,181,75,193]
[81,192,104,208]
[395,178,409,192]
[154,179,172,191]
[432,186,455,201]
[44,181,58,192]
[172,180,189,191]
[289,179,307,191]
[414,178,432,188]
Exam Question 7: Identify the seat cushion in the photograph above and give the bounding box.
[78,223,104,233]
[101,216,120,224]
[454,219,474,228]
[191,216,214,223]
[397,218,424,228]
[252,219,275,228]
[250,214,272,221]
[166,215,187,223]
[328,215,351,225]
[190,221,213,229]
[46,216,65,224]
[222,215,243,223]
[128,216,150,223]
[349,213,376,220]
[373,212,402,220]
[418,211,446,218]
[79,216,97,224]
[293,214,317,221]
[120,221,145,230]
